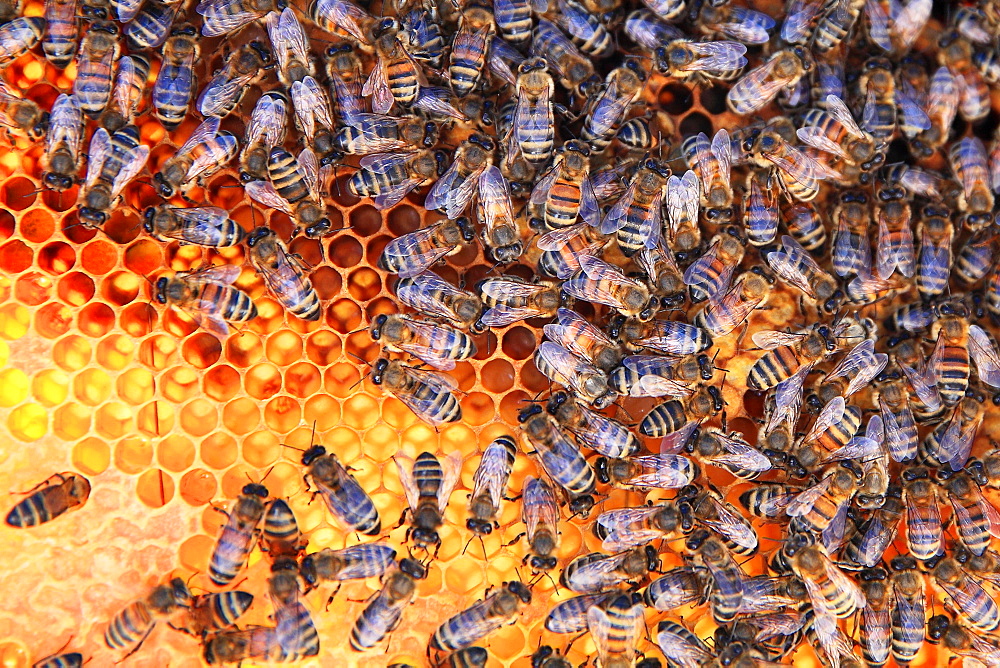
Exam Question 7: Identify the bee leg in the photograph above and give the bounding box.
[324,583,342,611]
[504,532,525,548]
[113,625,155,665]
[14,474,65,495]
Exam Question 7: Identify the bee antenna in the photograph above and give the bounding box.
[345,350,373,367]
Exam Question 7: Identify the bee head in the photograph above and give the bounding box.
[248,41,274,68]
[325,43,351,58]
[246,227,272,248]
[411,527,440,547]
[529,555,557,572]
[299,555,317,586]
[43,172,74,191]
[153,172,175,198]
[399,558,427,579]
[304,218,333,238]
[78,207,107,228]
[517,403,543,423]
[141,206,158,233]
[545,391,569,414]
[568,494,593,516]
[301,445,327,466]
[466,518,493,535]
[154,276,170,304]
[369,314,388,339]
[243,483,268,498]
[371,358,390,384]
[506,580,532,603]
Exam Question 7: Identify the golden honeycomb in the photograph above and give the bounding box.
[0,0,998,667]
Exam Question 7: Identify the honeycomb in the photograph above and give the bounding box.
[0,0,999,667]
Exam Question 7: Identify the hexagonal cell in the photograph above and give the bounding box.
[94,402,133,439]
[305,330,341,366]
[79,239,118,275]
[18,209,53,242]
[501,326,536,360]
[115,436,154,474]
[37,241,76,275]
[311,266,342,300]
[179,469,217,506]
[245,363,282,400]
[31,368,69,407]
[182,332,222,369]
[51,402,88,441]
[158,434,196,472]
[264,395,301,433]
[201,432,239,470]
[179,397,218,437]
[117,367,156,405]
[136,469,175,508]
[0,367,28,407]
[2,176,36,210]
[285,361,321,398]
[137,400,175,437]
[78,302,115,337]
[139,334,178,370]
[347,267,382,302]
[96,334,136,370]
[222,397,260,435]
[329,235,363,269]
[123,239,163,276]
[225,331,263,367]
[55,271,94,307]
[324,362,361,398]
[52,334,92,372]
[120,302,158,337]
[265,329,304,366]
[14,272,52,306]
[72,368,112,406]
[302,394,341,432]
[72,436,110,475]
[480,358,515,393]
[204,364,241,402]
[0,239,32,274]
[242,430,280,468]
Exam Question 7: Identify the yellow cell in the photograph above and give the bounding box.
[72,436,111,475]
[0,367,28,406]
[31,368,69,406]
[72,367,112,406]
[0,640,28,668]
[243,430,280,468]
[7,402,46,441]
[52,401,90,441]
[94,401,132,439]
[0,303,29,340]
[158,434,196,472]
[115,435,153,474]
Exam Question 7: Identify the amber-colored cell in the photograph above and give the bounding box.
[31,368,69,406]
[201,432,238,471]
[243,430,281,468]
[225,331,263,367]
[70,438,111,477]
[101,270,140,307]
[311,266,342,300]
[0,304,28,339]
[159,434,196,472]
[501,326,536,360]
[34,301,72,339]
[96,334,135,370]
[137,400,174,437]
[52,334,91,371]
[329,173,360,207]
[364,297,397,322]
[60,212,96,244]
[381,393,417,429]
[264,395,301,433]
[347,267,382,302]
[119,302,157,337]
[2,176,36,210]
[342,394,379,430]
[18,209,53,243]
[386,204,420,236]
[344,330,378,362]
[178,534,214,573]
[445,559,485,596]
[348,204,380,236]
[78,301,115,337]
[440,424,479,459]
[0,367,28,407]
[365,235,390,267]
[324,362,361,398]
[123,239,162,276]
[139,334,178,371]
[305,330,341,367]
[0,208,13,240]
[72,368,111,406]
[56,271,94,306]
[480,358,515,393]
[0,641,28,668]
[115,435,154,473]
[94,402,132,439]
[180,398,218,437]
[220,464,260,499]
[79,240,117,275]
[37,241,75,275]
[204,364,241,402]
[461,392,495,426]
[519,361,549,393]
[265,329,303,367]
[41,185,77,212]
[680,111,713,137]
[302,394,341,432]
[0,239,32,273]
[327,298,362,333]
[329,235,363,269]
[362,424,399,462]
[289,235,323,269]
[222,397,260,435]
[245,363,281,400]
[179,332,222,369]
[117,367,156,405]
[51,401,88,441]
[14,272,51,305]
[136,469,175,508]
[285,361,322,398]
[179,469,217,506]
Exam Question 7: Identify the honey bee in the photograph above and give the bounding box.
[156,265,257,338]
[393,271,483,330]
[655,39,747,81]
[245,227,322,321]
[639,385,721,437]
[196,0,281,36]
[124,0,183,50]
[509,58,554,166]
[689,428,773,482]
[0,16,42,66]
[613,316,713,357]
[302,443,380,534]
[727,47,813,116]
[431,581,531,651]
[644,568,708,612]
[73,21,119,119]
[308,0,374,44]
[786,465,858,542]
[949,136,995,229]
[693,0,775,44]
[170,591,255,637]
[333,114,437,156]
[154,117,238,199]
[637,245,687,309]
[476,276,564,329]
[792,544,864,618]
[562,546,658,594]
[943,472,1000,557]
[371,354,459,425]
[530,645,570,668]
[43,0,78,69]
[694,270,771,338]
[857,569,891,667]
[581,62,645,153]
[933,557,999,632]
[608,354,703,398]
[246,147,331,240]
[927,307,971,407]
[915,204,953,299]
[684,532,743,623]
[349,149,444,210]
[448,1,493,98]
[534,342,616,409]
[844,490,902,568]
[395,451,462,550]
[940,621,1000,665]
[682,228,743,302]
[99,54,148,133]
[239,92,286,183]
[564,255,657,321]
[289,76,339,165]
[599,157,669,257]
[765,235,842,312]
[901,466,943,560]
[586,593,645,668]
[530,141,600,231]
[556,0,613,57]
[207,482,267,585]
[739,482,800,521]
[518,404,596,513]
[364,19,425,113]
[475,165,521,263]
[267,559,319,658]
[299,543,396,589]
[546,391,637,460]
[743,170,778,246]
[198,41,272,118]
[77,125,149,228]
[745,127,839,202]
[265,7,314,87]
[938,30,991,122]
[203,626,289,664]
[152,24,199,131]
[624,8,684,50]
[654,620,713,666]
[911,65,958,158]
[747,323,837,391]
[531,19,598,101]
[41,94,83,192]
[467,435,516,536]
[370,314,475,371]
[681,130,731,220]
[829,189,871,278]
[379,218,474,279]
[809,0,866,54]
[351,558,427,650]
[597,437,699,491]
[521,475,559,572]
[781,200,827,253]
[798,94,881,174]
[543,308,621,373]
[5,472,90,528]
[324,43,365,123]
[32,651,83,668]
[396,0,445,69]
[871,375,918,463]
[105,578,192,652]
[595,501,688,552]
[493,0,537,46]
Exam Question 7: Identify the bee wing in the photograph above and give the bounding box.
[632,376,694,399]
[312,0,373,44]
[820,436,881,464]
[898,86,932,133]
[587,79,632,137]
[297,147,322,201]
[113,0,143,20]
[247,94,287,148]
[803,396,847,443]
[826,340,888,396]
[666,172,699,233]
[393,452,421,512]
[473,442,511,513]
[596,506,660,533]
[771,363,809,421]
[655,623,712,667]
[413,87,466,120]
[548,307,615,347]
[626,454,695,489]
[197,0,265,36]
[436,450,463,515]
[970,325,1000,388]
[372,178,422,210]
[480,279,544,303]
[714,7,773,43]
[401,365,459,393]
[477,166,514,233]
[545,592,614,634]
[362,62,394,115]
[824,95,865,137]
[796,126,850,160]
[291,78,335,141]
[781,0,822,42]
[637,321,710,355]
[579,254,637,289]
[946,411,982,472]
[479,305,543,327]
[529,164,560,206]
[245,180,294,214]
[765,143,838,188]
[879,397,916,463]
[682,238,720,287]
[84,127,111,191]
[785,476,833,517]
[728,59,787,114]
[177,117,220,157]
[713,435,772,473]
[199,74,245,117]
[899,361,942,411]
[587,603,642,663]
[751,330,804,350]
[111,57,137,117]
[863,0,891,50]
[598,180,635,235]
[890,0,929,49]
[876,210,915,280]
[426,161,483,220]
[765,251,814,298]
[700,497,758,551]
[537,223,589,252]
[536,341,601,387]
[47,94,83,159]
[276,8,311,76]
[109,146,149,199]
[523,476,559,542]
[657,421,700,454]
[687,41,747,72]
[396,343,456,371]
[188,263,243,286]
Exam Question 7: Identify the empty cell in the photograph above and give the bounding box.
[264,395,301,433]
[42,185,77,212]
[136,469,175,508]
[182,333,222,369]
[365,235,390,266]
[179,469,217,506]
[201,432,238,470]
[115,435,153,474]
[344,330,377,363]
[18,209,53,242]
[117,367,156,405]
[51,402,87,441]
[79,240,117,275]
[302,394,340,432]
[52,334,91,371]
[347,267,381,302]
[180,398,218,437]
[245,363,281,400]
[288,236,323,269]
[204,364,241,402]
[659,82,693,114]
[349,204,382,236]
[225,332,263,367]
[519,361,549,393]
[329,173,360,207]
[77,302,115,337]
[325,426,362,462]
[2,176,35,210]
[342,394,379,429]
[123,239,162,276]
[489,625,525,661]
[72,368,112,406]
[305,330,341,366]
[14,272,51,306]
[440,424,478,458]
[362,424,399,462]
[381,395,416,429]
[0,368,28,406]
[480,358,514,393]
[178,534,215,574]
[120,302,157,337]
[327,298,362,333]
[72,437,110,476]
[679,111,713,138]
[285,361,321,398]
[34,302,72,339]
[242,430,280,468]
[159,434,196,472]
[386,204,420,236]
[498,390,529,425]
[452,361,476,391]
[222,397,260,435]
[501,326,536,360]
[94,402,132,439]
[96,334,135,370]
[220,464,258,499]
[138,334,178,370]
[311,266,342,300]
[324,362,360,398]
[137,400,175,437]
[471,331,498,361]
[31,368,69,406]
[104,213,142,246]
[38,241,75,275]
[0,642,27,668]
[401,423,437,455]
[265,329,303,366]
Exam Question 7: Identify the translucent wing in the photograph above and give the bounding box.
[863,0,891,50]
[47,94,83,159]
[587,602,642,665]
[802,397,847,443]
[114,0,143,21]
[311,0,373,44]
[292,77,335,142]
[825,94,865,137]
[599,179,637,234]
[275,8,311,75]
[84,128,111,191]
[786,476,833,517]
[698,495,758,551]
[711,434,773,474]
[297,148,321,201]
[186,263,242,286]
[110,146,149,199]
[628,454,697,488]
[401,365,459,394]
[529,164,560,205]
[635,321,710,355]
[245,181,294,214]
[687,41,747,71]
[393,452,421,513]
[362,61,393,115]
[826,340,888,397]
[197,0,267,36]
[969,325,1000,388]
[876,209,915,280]
[657,421,700,454]
[522,476,559,544]
[473,441,512,513]
[751,330,805,350]
[435,450,463,515]
[395,272,467,322]
[380,225,451,278]
[666,171,700,233]
[899,361,942,411]
[891,0,930,49]
[247,93,287,148]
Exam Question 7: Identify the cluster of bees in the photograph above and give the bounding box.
[4,0,1000,661]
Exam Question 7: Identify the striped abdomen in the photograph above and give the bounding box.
[105,601,154,649]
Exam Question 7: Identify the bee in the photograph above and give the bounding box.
[381,218,476,279]
[765,235,842,312]
[933,557,1000,632]
[333,114,437,156]
[686,486,759,556]
[247,147,331,240]
[927,308,971,407]
[509,58,554,166]
[744,170,779,246]
[155,265,257,338]
[364,18,425,113]
[654,620,713,666]
[612,317,713,359]
[663,172,705,255]
[950,136,995,229]
[530,645,570,668]
[73,21,119,119]
[954,228,995,284]
[938,30,990,122]
[372,357,462,425]
[261,500,306,561]
[693,0,775,44]
[943,472,1000,557]
[744,127,838,202]
[41,94,83,193]
[624,8,684,51]
[545,591,625,635]
[644,568,708,611]
[393,271,483,330]
[786,466,858,542]
[170,591,255,637]
[829,189,871,279]
[747,323,837,391]
[301,443,380,534]
[817,339,888,402]
[798,94,881,173]
[693,270,770,338]
[206,482,267,586]
[872,376,918,463]
[475,165,521,263]
[581,62,645,153]
[196,0,282,36]
[105,578,191,651]
[531,19,598,101]
[941,621,1000,665]
[901,467,943,560]
[564,255,658,322]
[681,130,731,220]
[308,0,374,44]
[586,593,645,668]
[431,582,531,651]
[534,342,616,409]
[32,651,84,668]
[289,76,339,166]
[637,245,687,310]
[520,475,560,572]
[370,314,475,371]
[152,24,199,131]
[914,204,953,299]
[518,404,596,513]
[688,532,744,623]
[0,16,42,67]
[476,276,564,329]
[795,399,863,472]
[324,43,365,123]
[299,543,396,589]
[688,428,772,482]
[467,435,516,536]
[198,41,273,118]
[349,149,444,210]
[494,0,537,46]
[809,0,865,54]
[124,0,183,50]
[448,1,493,98]
[99,54,149,134]
[739,483,801,521]
[239,92,287,183]
[154,117,238,199]
[77,125,149,228]
[43,0,78,69]
[396,0,445,69]
[5,472,90,528]
[350,558,427,651]
[682,228,744,302]
[727,47,813,116]
[546,390,638,459]
[782,201,827,253]
[857,569,891,668]
[792,544,864,618]
[599,157,669,257]
[543,308,621,374]
[892,337,946,423]
[265,7,314,88]
[265,560,318,659]
[911,66,958,157]
[842,482,900,565]
[395,451,462,550]
[203,626,289,664]
[245,227,322,321]
[594,501,688,552]
[655,39,747,81]
[530,141,600,231]
[562,546,658,593]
